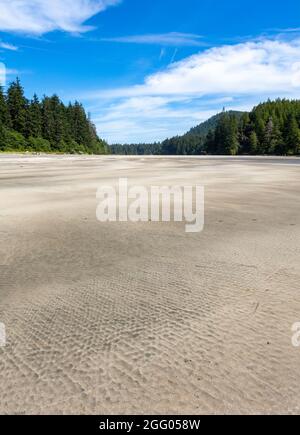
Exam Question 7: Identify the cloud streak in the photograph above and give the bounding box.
[0,41,18,50]
[0,0,121,35]
[101,32,206,47]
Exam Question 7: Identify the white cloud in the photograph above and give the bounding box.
[84,38,300,143]
[92,38,300,99]
[101,32,205,47]
[0,41,18,50]
[0,0,120,34]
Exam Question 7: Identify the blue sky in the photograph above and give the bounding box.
[1,0,300,143]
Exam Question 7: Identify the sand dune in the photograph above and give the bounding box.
[0,155,300,414]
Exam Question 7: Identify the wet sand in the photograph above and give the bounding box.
[0,155,300,414]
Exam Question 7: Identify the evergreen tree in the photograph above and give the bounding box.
[7,78,27,135]
[239,113,251,152]
[27,94,42,138]
[269,121,283,155]
[263,117,274,153]
[41,95,65,148]
[214,113,240,155]
[249,131,258,154]
[284,114,300,155]
[225,116,240,155]
[204,130,216,154]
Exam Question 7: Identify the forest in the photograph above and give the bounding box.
[110,100,300,156]
[0,79,107,154]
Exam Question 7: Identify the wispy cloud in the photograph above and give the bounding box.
[101,32,206,47]
[267,27,300,34]
[0,41,18,51]
[0,0,121,35]
[83,37,300,143]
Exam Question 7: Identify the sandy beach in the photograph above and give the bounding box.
[0,154,300,415]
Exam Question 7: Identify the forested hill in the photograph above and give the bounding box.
[110,99,300,156]
[185,110,244,137]
[0,79,107,154]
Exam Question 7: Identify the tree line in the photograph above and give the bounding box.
[0,78,107,154]
[110,99,300,156]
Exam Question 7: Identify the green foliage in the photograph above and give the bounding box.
[5,130,28,151]
[0,78,107,154]
[27,136,52,152]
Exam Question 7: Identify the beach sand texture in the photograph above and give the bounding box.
[0,155,300,414]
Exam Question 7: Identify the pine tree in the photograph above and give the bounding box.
[263,117,274,153]
[27,94,42,138]
[284,115,300,155]
[7,78,28,135]
[269,122,283,155]
[257,120,266,153]
[249,131,258,154]
[41,95,65,149]
[214,112,229,154]
[215,113,240,155]
[204,130,216,154]
[69,101,94,148]
[226,116,240,155]
[239,113,251,152]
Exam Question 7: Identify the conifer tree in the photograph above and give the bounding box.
[7,78,27,135]
[284,114,300,155]
[263,117,274,153]
[249,131,258,154]
[27,94,42,138]
[204,130,216,154]
[269,121,283,155]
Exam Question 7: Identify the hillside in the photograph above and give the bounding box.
[185,111,245,138]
